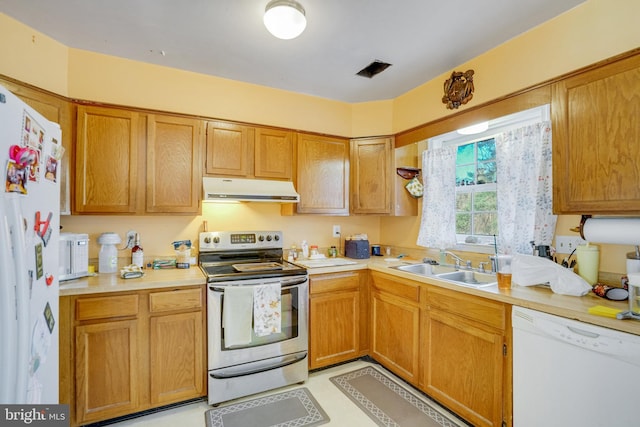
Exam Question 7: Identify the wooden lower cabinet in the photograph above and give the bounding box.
[369,272,421,385]
[61,286,206,426]
[75,320,139,423]
[423,287,510,427]
[368,272,511,427]
[309,271,368,369]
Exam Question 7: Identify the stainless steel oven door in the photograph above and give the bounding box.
[207,274,308,370]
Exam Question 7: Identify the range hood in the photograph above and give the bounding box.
[203,177,300,203]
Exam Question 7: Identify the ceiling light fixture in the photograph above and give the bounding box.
[263,0,307,40]
[457,121,489,135]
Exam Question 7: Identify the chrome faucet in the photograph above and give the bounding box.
[441,251,464,269]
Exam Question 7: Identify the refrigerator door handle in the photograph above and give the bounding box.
[0,196,19,403]
[6,194,31,402]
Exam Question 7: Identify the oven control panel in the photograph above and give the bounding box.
[200,231,283,251]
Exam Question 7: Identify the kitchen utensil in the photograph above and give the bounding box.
[627,273,640,317]
[627,246,640,275]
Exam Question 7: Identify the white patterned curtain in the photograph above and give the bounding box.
[496,121,556,255]
[416,147,457,250]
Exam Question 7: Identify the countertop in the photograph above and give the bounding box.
[58,267,206,296]
[309,257,640,336]
[59,257,640,336]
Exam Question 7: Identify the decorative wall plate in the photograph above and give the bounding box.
[442,69,475,109]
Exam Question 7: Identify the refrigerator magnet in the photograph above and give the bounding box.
[5,159,28,194]
[34,242,44,279]
[43,302,55,333]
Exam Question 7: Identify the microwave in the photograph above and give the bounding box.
[59,232,90,282]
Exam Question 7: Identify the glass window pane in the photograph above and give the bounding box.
[477,161,496,184]
[473,212,498,236]
[477,138,496,161]
[456,143,475,165]
[456,165,475,186]
[473,191,497,211]
[456,213,471,234]
[456,193,471,211]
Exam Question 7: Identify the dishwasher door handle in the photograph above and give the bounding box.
[567,325,600,339]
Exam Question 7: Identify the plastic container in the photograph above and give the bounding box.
[97,232,121,273]
[576,243,600,285]
[496,255,513,290]
[173,240,192,269]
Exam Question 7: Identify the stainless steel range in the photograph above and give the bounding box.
[199,231,308,405]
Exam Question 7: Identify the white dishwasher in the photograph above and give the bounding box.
[512,306,640,427]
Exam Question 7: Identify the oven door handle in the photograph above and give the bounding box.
[209,352,308,379]
[209,275,307,292]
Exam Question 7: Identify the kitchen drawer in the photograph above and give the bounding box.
[427,286,505,330]
[310,272,360,295]
[370,272,420,304]
[149,287,203,313]
[76,294,139,321]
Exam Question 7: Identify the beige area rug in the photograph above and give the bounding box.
[204,387,329,427]
[330,366,470,427]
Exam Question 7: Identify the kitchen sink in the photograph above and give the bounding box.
[390,263,497,288]
[391,263,455,276]
[435,270,497,288]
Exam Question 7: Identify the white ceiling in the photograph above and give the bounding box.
[0,0,584,103]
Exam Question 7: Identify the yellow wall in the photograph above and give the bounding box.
[0,13,68,95]
[60,204,380,261]
[392,0,640,132]
[66,49,355,137]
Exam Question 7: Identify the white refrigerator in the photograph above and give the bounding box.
[0,84,63,404]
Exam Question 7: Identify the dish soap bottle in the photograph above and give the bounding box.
[131,233,144,268]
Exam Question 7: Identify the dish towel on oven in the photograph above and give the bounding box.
[223,286,253,346]
[253,282,282,336]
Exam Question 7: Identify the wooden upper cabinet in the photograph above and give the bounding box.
[552,53,640,214]
[254,128,294,179]
[294,132,349,215]
[205,121,293,180]
[350,137,393,215]
[75,105,140,213]
[205,121,251,176]
[146,114,203,214]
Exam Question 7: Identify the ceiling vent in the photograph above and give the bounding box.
[356,60,392,78]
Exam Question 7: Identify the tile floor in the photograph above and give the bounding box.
[104,359,428,427]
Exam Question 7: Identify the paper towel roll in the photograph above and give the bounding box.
[582,217,640,245]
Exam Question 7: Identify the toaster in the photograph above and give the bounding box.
[345,239,370,259]
[59,232,90,281]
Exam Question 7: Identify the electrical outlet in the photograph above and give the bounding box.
[125,230,137,249]
[332,225,341,238]
[555,235,586,253]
